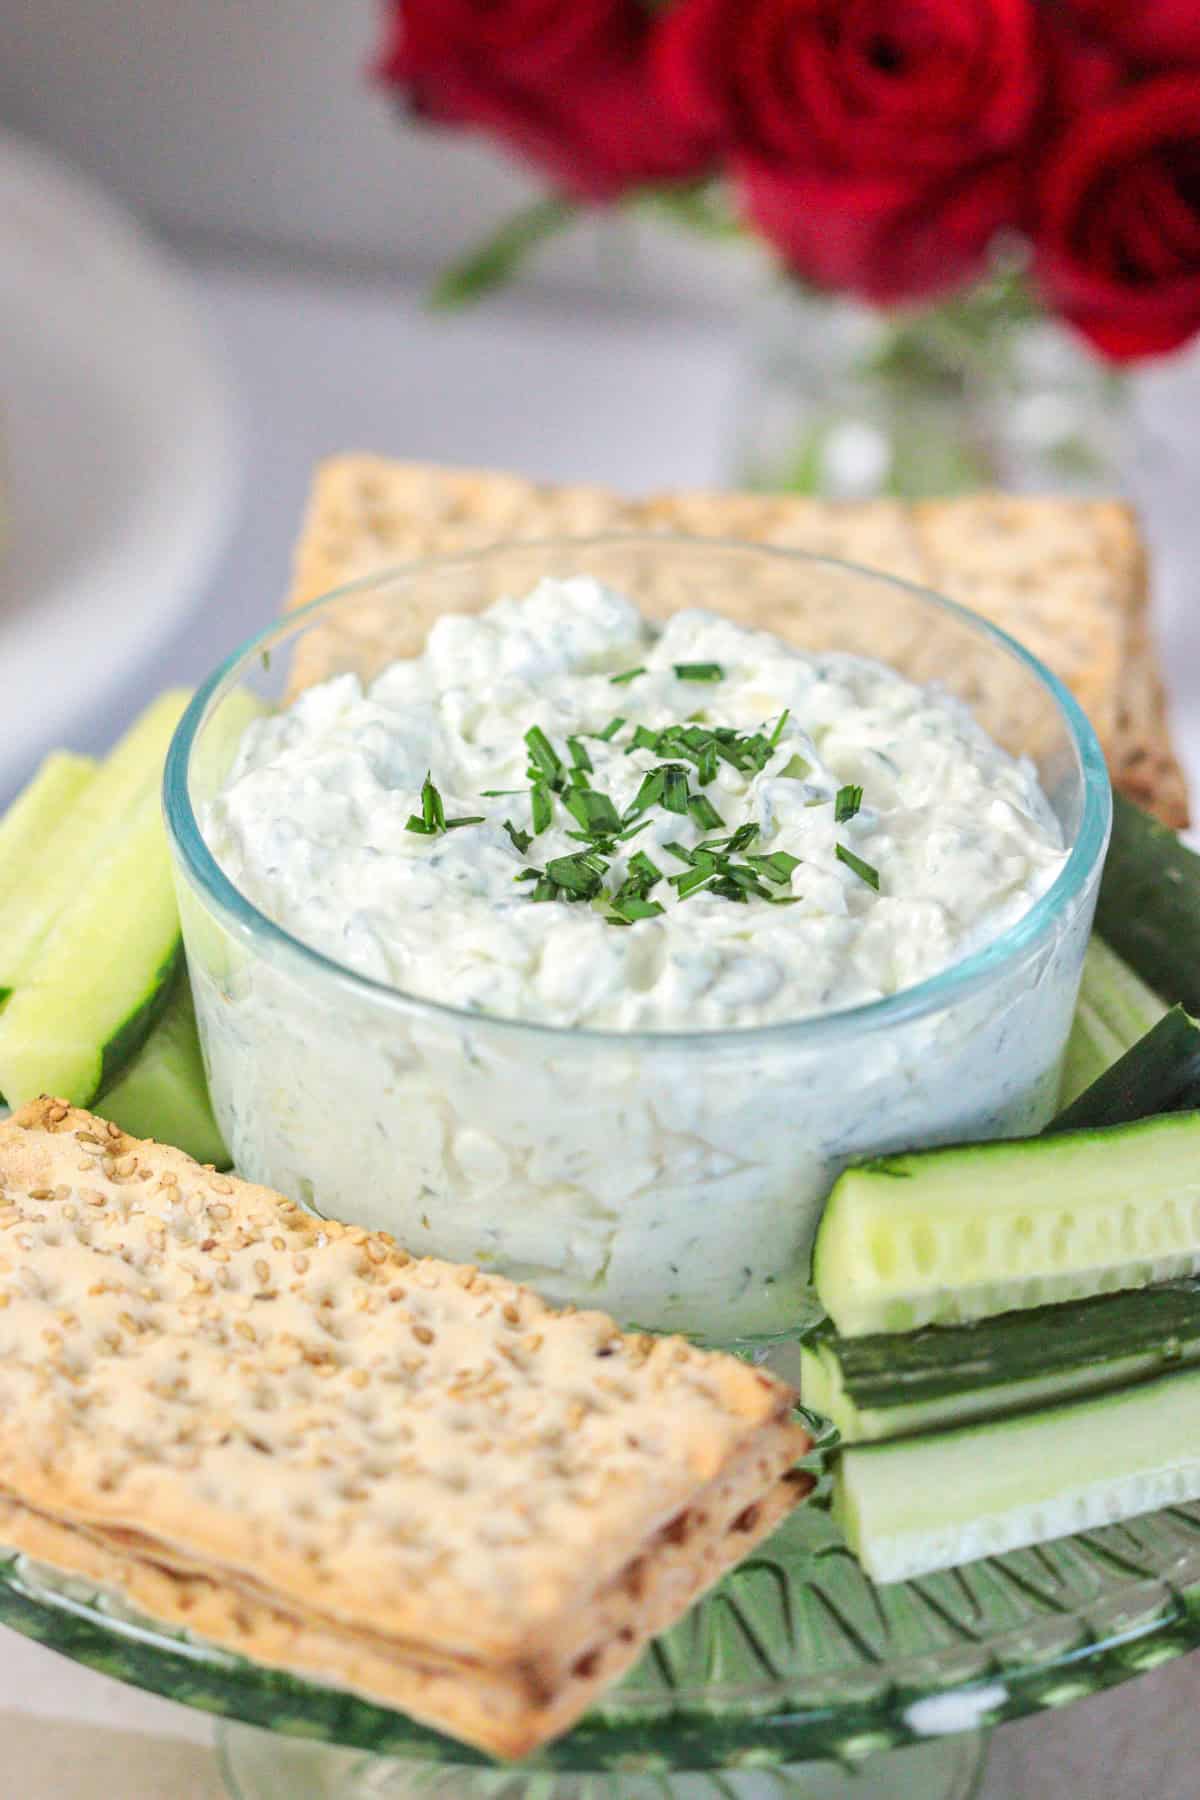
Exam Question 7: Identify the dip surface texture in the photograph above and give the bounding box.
[206,579,1066,1032]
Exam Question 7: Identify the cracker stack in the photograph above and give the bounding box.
[0,1100,811,1759]
[283,458,1187,827]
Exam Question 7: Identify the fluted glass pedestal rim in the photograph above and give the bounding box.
[215,1716,989,1800]
[1,1434,1198,1774]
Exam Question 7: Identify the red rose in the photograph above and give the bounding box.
[1035,73,1200,359]
[1059,4,1200,69]
[654,0,1041,301]
[377,0,711,201]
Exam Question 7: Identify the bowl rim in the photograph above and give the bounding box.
[164,532,1112,1049]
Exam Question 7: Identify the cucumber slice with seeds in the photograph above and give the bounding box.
[833,1365,1200,1583]
[812,1110,1200,1337]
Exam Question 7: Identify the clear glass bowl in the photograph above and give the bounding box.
[163,537,1110,1342]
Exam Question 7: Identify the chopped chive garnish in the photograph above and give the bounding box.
[777,753,812,781]
[530,783,553,835]
[674,866,716,899]
[608,895,665,924]
[660,765,691,816]
[568,766,591,789]
[591,716,626,742]
[503,819,532,855]
[626,767,666,821]
[445,815,485,830]
[524,725,565,790]
[610,665,646,686]
[406,772,448,835]
[663,841,695,865]
[674,662,724,682]
[836,844,881,890]
[629,724,661,754]
[750,850,801,884]
[688,793,724,831]
[696,741,718,786]
[514,868,541,884]
[835,784,864,823]
[567,736,593,773]
[626,851,663,891]
[768,709,791,748]
[616,818,653,844]
[766,895,802,906]
[564,787,623,839]
[545,851,608,899]
[479,788,525,797]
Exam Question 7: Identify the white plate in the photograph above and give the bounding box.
[0,130,239,793]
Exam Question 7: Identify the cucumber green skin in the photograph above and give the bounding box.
[98,970,230,1168]
[833,1363,1200,1584]
[1051,1006,1200,1132]
[95,939,182,1097]
[801,1277,1200,1442]
[812,1109,1200,1337]
[1096,794,1200,1014]
[1058,936,1168,1109]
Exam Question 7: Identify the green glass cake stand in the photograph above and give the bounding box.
[1,1424,1198,1799]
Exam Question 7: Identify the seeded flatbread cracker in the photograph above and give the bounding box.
[282,457,1187,826]
[0,1099,810,1759]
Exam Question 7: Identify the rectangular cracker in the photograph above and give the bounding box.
[0,1099,810,1760]
[282,456,1187,826]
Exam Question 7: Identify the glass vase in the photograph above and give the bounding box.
[729,274,1128,499]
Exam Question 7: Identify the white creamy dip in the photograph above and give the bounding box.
[206,578,1066,1032]
[188,577,1092,1340]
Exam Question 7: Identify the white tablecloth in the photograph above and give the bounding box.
[5,247,1199,1799]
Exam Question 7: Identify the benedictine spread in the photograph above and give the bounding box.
[206,577,1067,1032]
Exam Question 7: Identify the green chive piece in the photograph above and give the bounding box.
[777,753,812,781]
[687,793,724,832]
[673,662,724,682]
[530,783,553,835]
[626,767,666,821]
[609,895,665,923]
[674,866,716,899]
[479,788,525,797]
[445,815,485,830]
[610,665,646,686]
[525,725,565,790]
[835,783,864,823]
[750,850,801,885]
[663,841,695,865]
[514,868,541,884]
[404,816,434,835]
[567,736,593,773]
[422,772,445,832]
[564,787,623,839]
[660,765,691,816]
[616,819,653,844]
[629,724,661,755]
[768,709,791,748]
[592,716,626,742]
[837,844,881,890]
[626,851,663,891]
[545,852,608,899]
[696,741,719,786]
[503,819,533,855]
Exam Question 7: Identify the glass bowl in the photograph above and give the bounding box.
[163,537,1110,1343]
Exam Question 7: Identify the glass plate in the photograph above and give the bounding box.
[1,1427,1197,1774]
